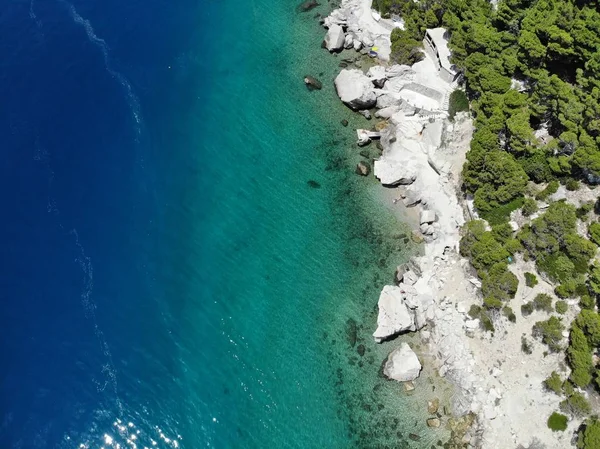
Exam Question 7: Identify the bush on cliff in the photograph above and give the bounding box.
[578,418,600,449]
[390,28,424,65]
[524,272,538,287]
[533,316,564,352]
[449,90,469,120]
[547,412,568,432]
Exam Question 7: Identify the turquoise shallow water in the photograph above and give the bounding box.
[0,0,451,448]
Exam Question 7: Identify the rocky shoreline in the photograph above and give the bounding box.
[316,0,578,447]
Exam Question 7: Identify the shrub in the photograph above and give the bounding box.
[503,306,516,322]
[565,179,580,191]
[589,222,600,246]
[533,316,565,352]
[521,302,534,316]
[481,263,518,301]
[577,201,595,219]
[525,272,538,287]
[521,336,533,354]
[547,412,568,431]
[468,304,482,319]
[522,198,538,217]
[491,222,514,244]
[390,28,424,65]
[575,310,600,346]
[580,295,595,310]
[577,418,600,449]
[483,296,503,309]
[535,180,559,201]
[480,311,495,332]
[563,380,575,397]
[560,392,591,416]
[504,238,523,254]
[544,371,563,394]
[556,300,568,314]
[533,293,553,313]
[555,279,586,298]
[479,196,525,225]
[449,90,469,120]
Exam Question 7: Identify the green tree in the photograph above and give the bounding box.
[533,316,564,352]
[588,222,600,246]
[578,418,600,449]
[544,371,563,394]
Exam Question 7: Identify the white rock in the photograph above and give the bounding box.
[465,319,479,330]
[344,33,354,49]
[420,223,434,235]
[334,69,377,110]
[374,106,400,119]
[508,220,519,232]
[403,270,419,286]
[324,24,346,52]
[367,65,387,87]
[468,277,482,288]
[420,210,436,224]
[373,158,418,186]
[383,342,422,381]
[386,64,414,79]
[376,92,401,109]
[373,285,415,342]
[353,39,362,51]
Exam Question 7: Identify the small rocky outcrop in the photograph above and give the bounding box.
[426,418,441,428]
[428,398,440,414]
[304,75,322,90]
[334,69,377,110]
[324,24,345,52]
[298,0,319,11]
[383,342,422,381]
[356,161,370,176]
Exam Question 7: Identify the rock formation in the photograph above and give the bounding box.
[324,24,345,52]
[334,69,377,110]
[383,342,422,381]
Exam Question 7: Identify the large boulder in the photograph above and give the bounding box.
[383,342,422,381]
[374,158,419,186]
[324,24,345,52]
[334,69,377,110]
[373,285,415,342]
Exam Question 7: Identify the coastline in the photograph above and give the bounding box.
[317,0,586,447]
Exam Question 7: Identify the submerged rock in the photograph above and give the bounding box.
[341,119,349,127]
[304,75,322,90]
[428,398,440,415]
[307,180,321,188]
[298,0,319,11]
[356,161,370,176]
[427,418,441,428]
[383,342,422,382]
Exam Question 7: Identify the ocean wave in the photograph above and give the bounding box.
[60,1,143,140]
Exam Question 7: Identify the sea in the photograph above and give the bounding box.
[0,0,450,448]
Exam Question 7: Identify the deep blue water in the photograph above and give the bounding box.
[0,1,437,448]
